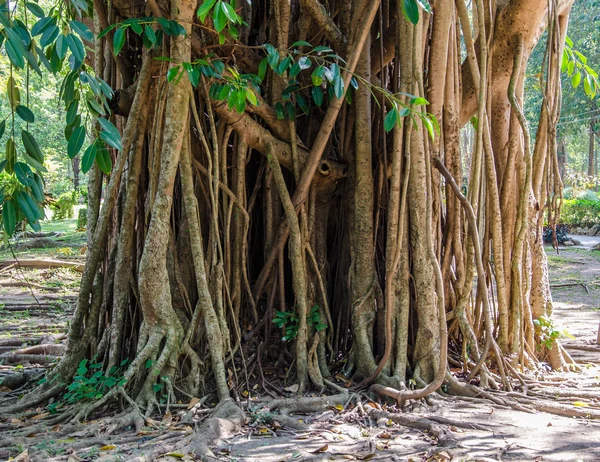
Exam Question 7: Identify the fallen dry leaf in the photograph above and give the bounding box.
[99,445,117,451]
[358,454,376,461]
[187,397,200,409]
[572,401,589,407]
[0,386,12,392]
[30,412,49,420]
[312,444,329,453]
[66,455,83,462]
[161,411,173,425]
[285,384,299,393]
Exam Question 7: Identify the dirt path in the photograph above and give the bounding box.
[0,238,600,461]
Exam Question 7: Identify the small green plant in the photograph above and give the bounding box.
[49,191,78,220]
[46,358,127,412]
[533,315,575,349]
[77,207,87,230]
[272,305,327,341]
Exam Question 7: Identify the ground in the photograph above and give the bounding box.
[0,224,599,461]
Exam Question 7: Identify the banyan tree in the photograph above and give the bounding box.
[1,0,587,447]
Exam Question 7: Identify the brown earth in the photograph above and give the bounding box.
[0,239,599,461]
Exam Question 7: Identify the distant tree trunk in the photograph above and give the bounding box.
[72,157,80,191]
[557,136,566,179]
[589,119,596,177]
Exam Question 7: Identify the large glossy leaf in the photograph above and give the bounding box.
[81,141,97,174]
[95,141,112,174]
[5,138,16,174]
[22,130,44,163]
[16,105,35,123]
[2,200,16,236]
[14,162,35,187]
[401,0,419,25]
[67,125,86,159]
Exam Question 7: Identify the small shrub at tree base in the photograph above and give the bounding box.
[273,305,327,341]
[49,191,77,220]
[77,207,87,230]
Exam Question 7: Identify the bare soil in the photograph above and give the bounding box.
[0,232,599,461]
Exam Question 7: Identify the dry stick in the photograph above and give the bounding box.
[252,0,382,302]
[432,158,508,388]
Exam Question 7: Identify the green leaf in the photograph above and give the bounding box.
[246,88,258,106]
[285,101,295,120]
[26,2,45,18]
[130,21,143,35]
[401,0,419,24]
[384,108,397,132]
[40,24,59,48]
[7,77,20,109]
[584,74,594,98]
[81,142,97,175]
[70,20,94,42]
[572,71,582,89]
[95,141,112,174]
[410,97,428,106]
[67,126,86,159]
[416,0,431,13]
[66,33,85,63]
[197,0,217,22]
[291,40,311,48]
[276,56,291,75]
[421,114,435,141]
[0,120,4,139]
[56,34,68,59]
[258,57,268,81]
[30,174,44,201]
[16,191,40,224]
[221,1,238,23]
[312,46,333,53]
[113,27,126,56]
[311,86,323,106]
[16,105,35,123]
[2,200,16,236]
[97,24,117,39]
[22,151,47,173]
[5,138,16,174]
[31,16,54,36]
[213,1,227,33]
[333,75,344,99]
[144,25,157,46]
[275,102,285,120]
[311,66,324,86]
[14,162,35,187]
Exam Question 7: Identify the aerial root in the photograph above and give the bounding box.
[266,391,350,414]
[365,406,460,447]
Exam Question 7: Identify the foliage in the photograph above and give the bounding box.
[76,206,86,229]
[45,358,126,412]
[533,315,574,350]
[49,191,76,219]
[0,0,121,237]
[560,198,600,227]
[273,305,327,341]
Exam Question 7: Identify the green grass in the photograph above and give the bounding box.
[0,218,86,260]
